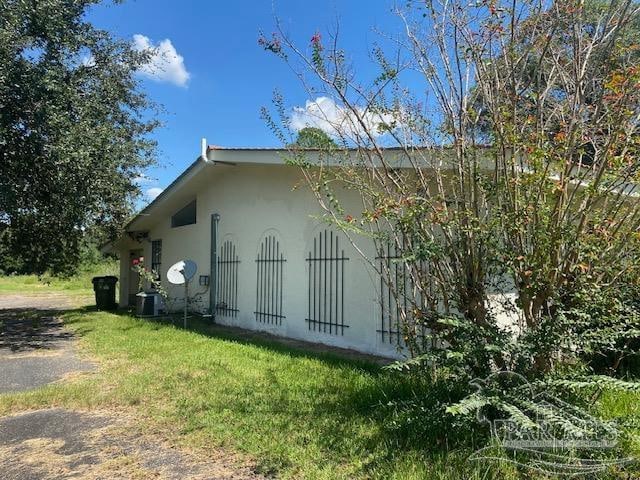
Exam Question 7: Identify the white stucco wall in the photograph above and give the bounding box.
[124,163,403,359]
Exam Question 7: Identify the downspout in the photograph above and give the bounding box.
[199,137,222,321]
[209,213,220,321]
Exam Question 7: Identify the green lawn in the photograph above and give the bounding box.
[0,281,639,478]
[0,261,118,296]
[0,308,505,479]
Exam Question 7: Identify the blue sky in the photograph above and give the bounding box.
[86,0,406,204]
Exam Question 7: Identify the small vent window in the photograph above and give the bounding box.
[171,200,196,228]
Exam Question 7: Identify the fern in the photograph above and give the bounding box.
[446,393,494,416]
[547,376,640,392]
[497,401,540,432]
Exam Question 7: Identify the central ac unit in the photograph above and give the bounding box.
[135,291,164,316]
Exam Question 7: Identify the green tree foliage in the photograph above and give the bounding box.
[471,0,640,146]
[0,0,158,275]
[292,126,337,149]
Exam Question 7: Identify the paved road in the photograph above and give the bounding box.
[0,293,265,480]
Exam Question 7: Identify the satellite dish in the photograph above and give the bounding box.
[167,260,197,285]
[166,259,198,329]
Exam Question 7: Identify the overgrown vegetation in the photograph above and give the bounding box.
[260,0,640,471]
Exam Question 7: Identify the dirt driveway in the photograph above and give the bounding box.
[0,293,265,480]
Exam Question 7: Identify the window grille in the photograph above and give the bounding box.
[216,240,240,317]
[376,240,429,346]
[151,240,162,280]
[305,229,349,335]
[255,235,286,324]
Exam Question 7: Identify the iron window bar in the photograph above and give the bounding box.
[305,229,349,335]
[216,240,240,317]
[254,235,286,324]
[375,239,430,346]
[151,240,162,280]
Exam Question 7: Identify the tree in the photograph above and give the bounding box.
[262,0,640,447]
[291,127,337,149]
[471,0,640,150]
[0,0,158,275]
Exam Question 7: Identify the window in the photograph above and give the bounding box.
[216,240,240,317]
[255,235,286,324]
[151,240,162,279]
[171,200,196,228]
[305,229,349,335]
[376,239,429,347]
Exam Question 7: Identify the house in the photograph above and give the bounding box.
[113,143,435,358]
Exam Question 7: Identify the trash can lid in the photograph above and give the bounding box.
[92,276,118,283]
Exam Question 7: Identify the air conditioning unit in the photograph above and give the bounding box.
[136,291,164,316]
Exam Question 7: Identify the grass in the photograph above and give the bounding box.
[0,260,118,296]
[0,308,496,479]
[0,303,639,478]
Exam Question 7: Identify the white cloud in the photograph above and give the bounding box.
[145,187,164,200]
[290,96,398,139]
[132,34,190,87]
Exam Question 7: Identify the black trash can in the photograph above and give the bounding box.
[92,276,118,311]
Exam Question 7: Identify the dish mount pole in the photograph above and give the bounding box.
[184,277,188,329]
[180,268,189,329]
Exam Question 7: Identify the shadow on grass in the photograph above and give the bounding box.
[21,304,639,479]
[69,306,387,371]
[0,307,75,352]
[62,305,487,476]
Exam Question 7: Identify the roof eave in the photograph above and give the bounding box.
[125,156,206,232]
